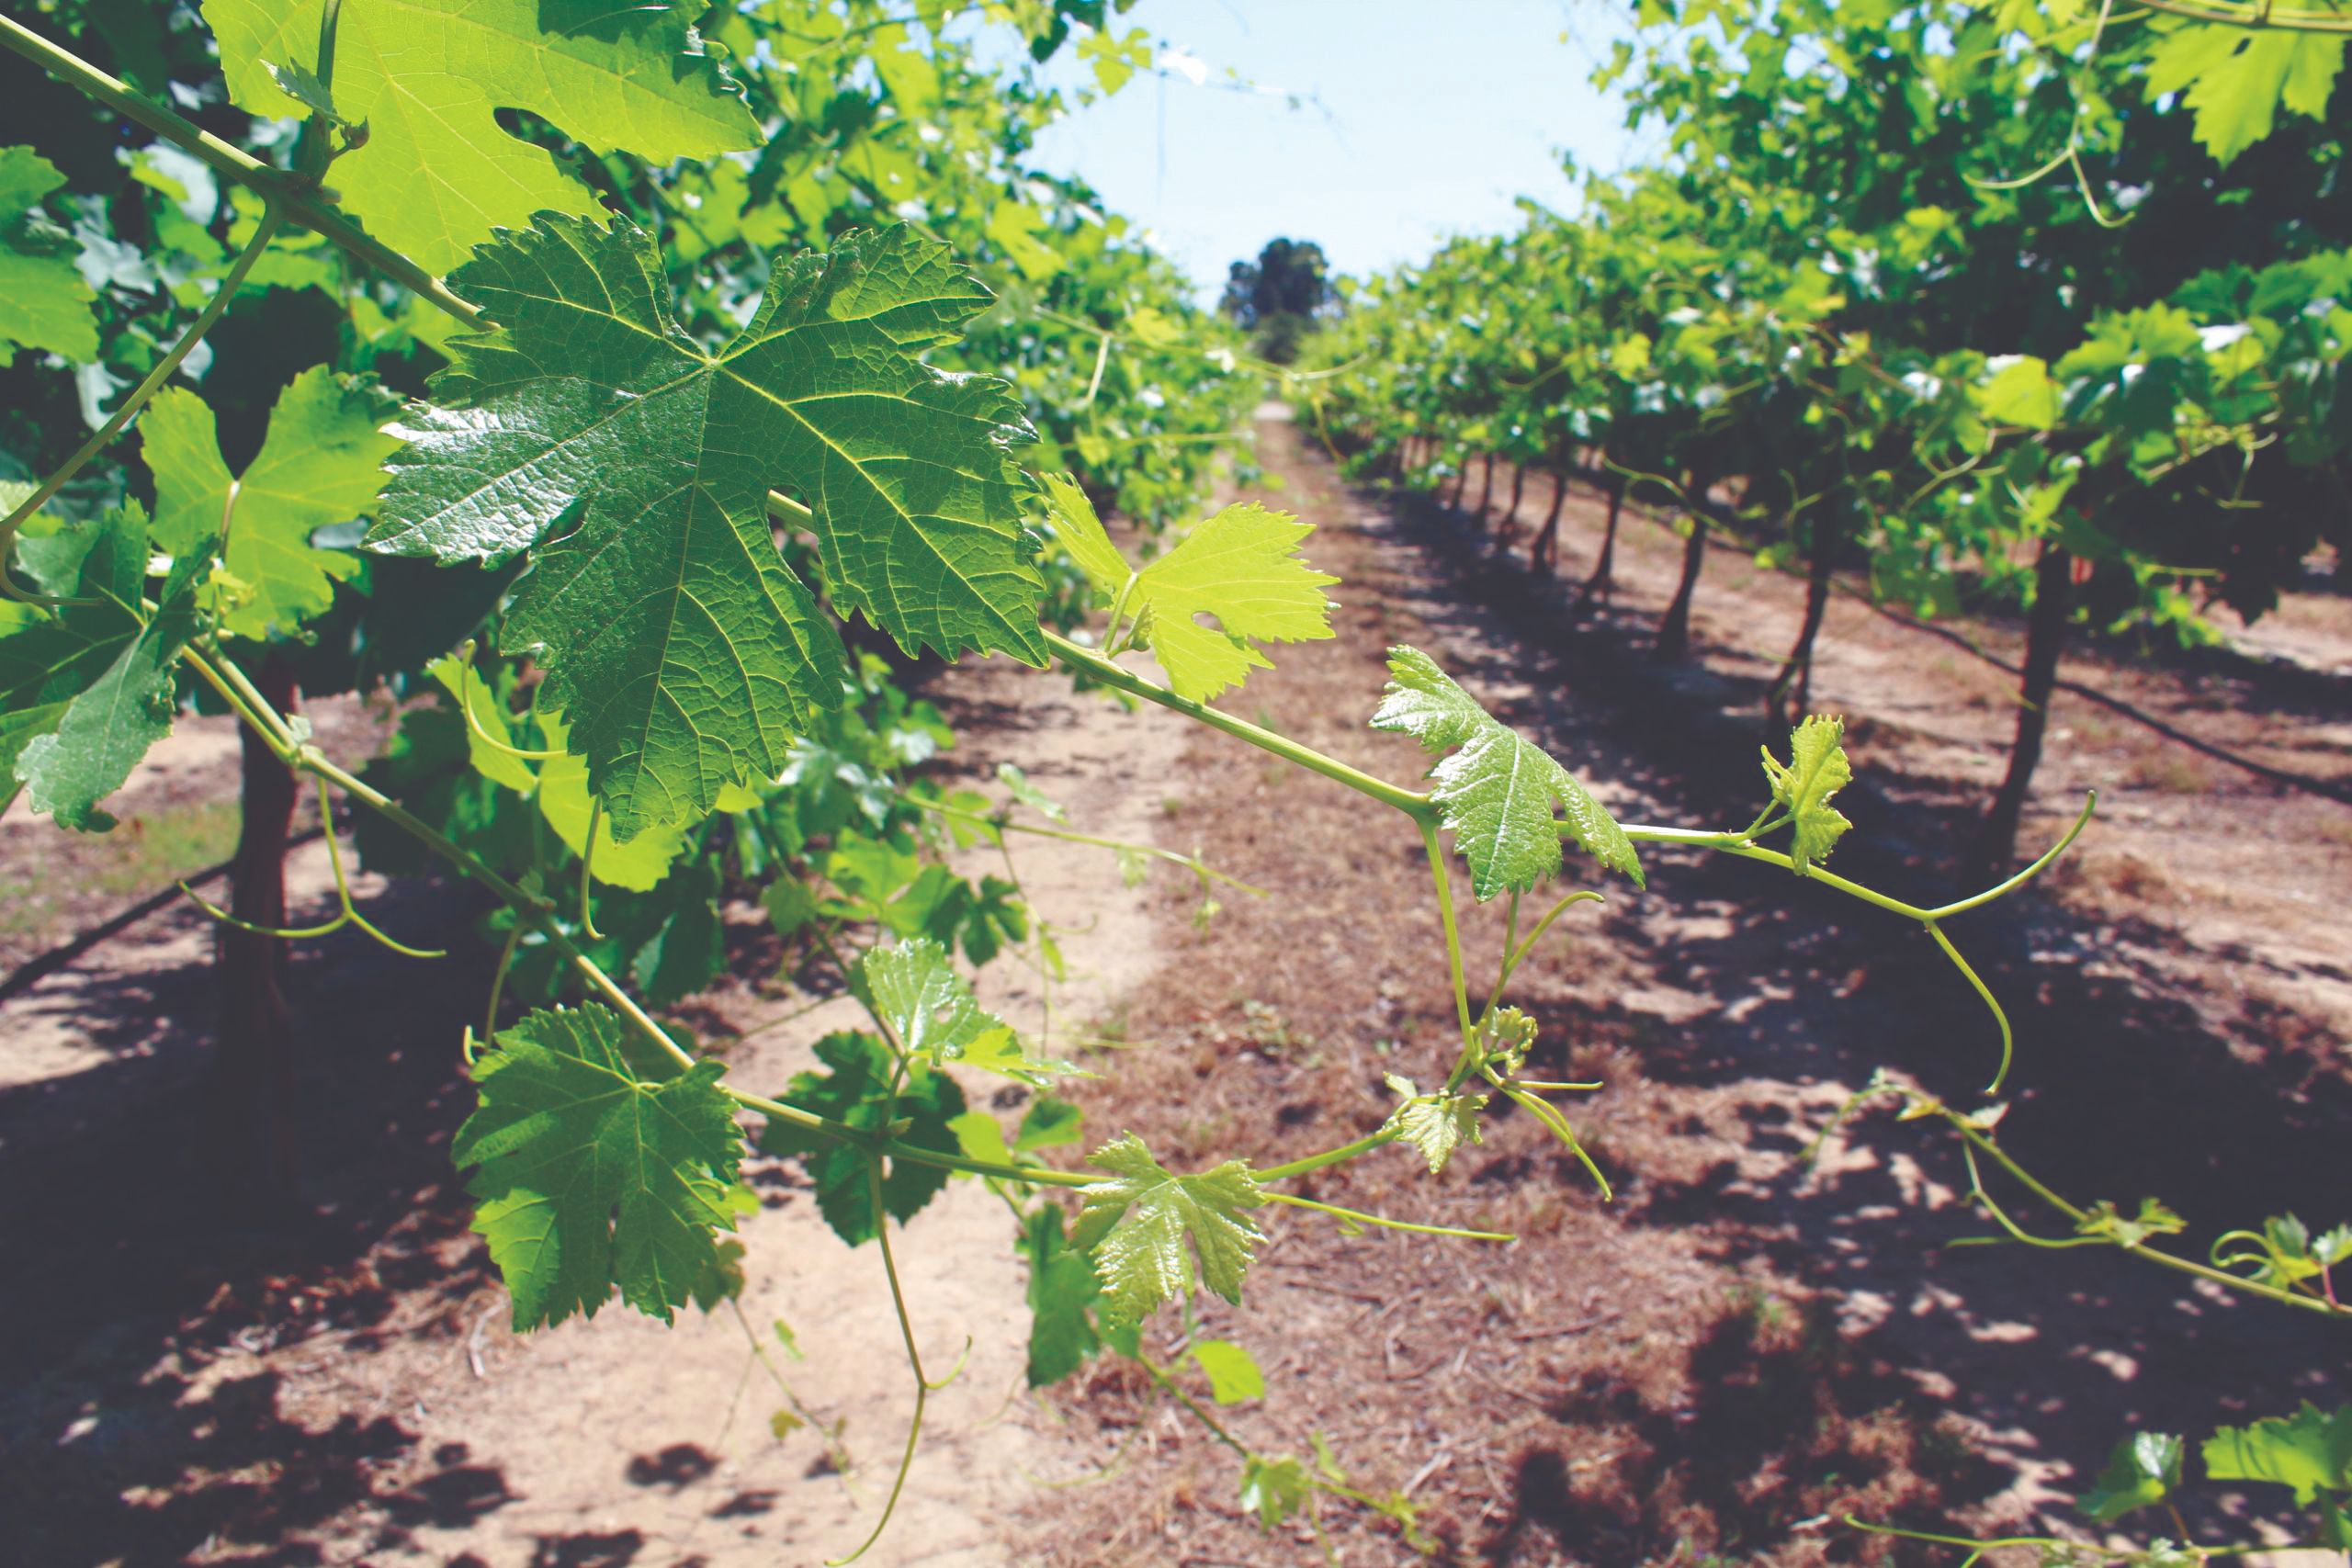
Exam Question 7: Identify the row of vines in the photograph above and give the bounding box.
[1297,0,2352,1559]
[0,0,2346,1561]
[1306,0,2352,871]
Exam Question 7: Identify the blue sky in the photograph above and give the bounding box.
[977,2,1648,300]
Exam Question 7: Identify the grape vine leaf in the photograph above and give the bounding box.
[425,654,538,794]
[2078,1432,2184,1522]
[1371,646,1643,897]
[454,1002,745,1331]
[1035,471,1131,602]
[1382,1073,1487,1176]
[370,216,1045,839]
[532,709,693,892]
[758,1031,967,1246]
[1041,473,1339,702]
[2143,20,2346,167]
[1239,1455,1311,1529]
[859,936,1079,1085]
[2204,1403,2352,1506]
[1762,715,1852,874]
[141,367,401,640]
[1016,1202,1136,1387]
[199,0,760,275]
[1072,1133,1266,1325]
[0,146,98,366]
[17,547,209,833]
[0,504,148,811]
[1188,1338,1265,1404]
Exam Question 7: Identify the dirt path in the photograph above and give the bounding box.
[2,645,1194,1566]
[7,415,2346,1568]
[1007,413,2351,1567]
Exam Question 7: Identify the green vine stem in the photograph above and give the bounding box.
[1608,792,2097,1090]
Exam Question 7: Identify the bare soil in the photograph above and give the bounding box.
[4,413,2346,1568]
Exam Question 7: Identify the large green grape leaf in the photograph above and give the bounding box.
[1761,714,1853,874]
[200,0,759,275]
[757,1032,967,1246]
[2143,19,2346,166]
[17,545,209,833]
[455,1002,744,1331]
[369,216,1044,839]
[141,367,401,641]
[1371,646,1642,897]
[1072,1134,1265,1325]
[2204,1403,2352,1506]
[1042,472,1339,701]
[0,146,98,366]
[0,505,149,811]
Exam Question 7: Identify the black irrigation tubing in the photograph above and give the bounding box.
[0,827,327,1008]
[1429,454,2352,810]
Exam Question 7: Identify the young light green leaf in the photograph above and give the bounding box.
[534,710,692,892]
[758,1032,967,1246]
[0,505,148,808]
[1239,1455,1311,1529]
[2078,1432,2184,1522]
[2143,20,2346,166]
[17,549,208,832]
[371,217,1044,838]
[2204,1403,2352,1506]
[1129,502,1340,702]
[1762,715,1853,874]
[141,369,401,640]
[200,0,759,274]
[0,146,98,366]
[1035,471,1130,604]
[425,655,538,794]
[1072,1133,1265,1325]
[454,1002,745,1331]
[1382,1073,1487,1176]
[948,1109,1012,1168]
[1188,1338,1265,1404]
[860,935,1078,1085]
[1040,476,1339,700]
[1371,646,1642,897]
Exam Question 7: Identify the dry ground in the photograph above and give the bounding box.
[2,412,2346,1567]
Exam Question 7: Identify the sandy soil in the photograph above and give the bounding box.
[4,413,2346,1568]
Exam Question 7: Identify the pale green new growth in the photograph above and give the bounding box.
[0,146,97,366]
[1042,473,1340,702]
[1188,1338,1266,1404]
[141,367,401,640]
[2143,20,2346,167]
[455,1002,744,1331]
[862,935,1077,1085]
[1372,646,1643,897]
[1763,714,1852,874]
[371,218,1043,838]
[1035,471,1129,603]
[1383,1073,1487,1175]
[200,0,760,274]
[1074,1133,1266,1325]
[1239,1455,1311,1528]
[2203,1403,2352,1506]
[533,709,693,892]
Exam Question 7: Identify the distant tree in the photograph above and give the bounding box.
[1222,237,1334,363]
